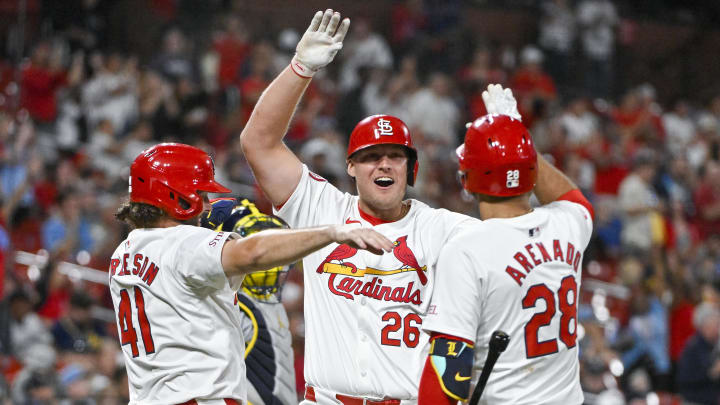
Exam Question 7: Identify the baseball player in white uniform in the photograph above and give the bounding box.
[109,143,393,405]
[201,197,297,405]
[418,86,594,405]
[239,9,478,404]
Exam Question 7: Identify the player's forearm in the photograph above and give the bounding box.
[223,226,333,276]
[533,153,578,205]
[240,66,311,153]
[418,357,458,405]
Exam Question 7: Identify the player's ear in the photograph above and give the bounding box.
[347,158,356,178]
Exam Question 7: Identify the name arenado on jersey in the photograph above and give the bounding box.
[505,238,582,287]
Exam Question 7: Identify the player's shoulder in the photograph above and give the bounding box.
[541,199,593,223]
[410,199,480,225]
[440,221,494,254]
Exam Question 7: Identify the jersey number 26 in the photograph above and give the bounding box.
[117,287,155,357]
[521,275,577,358]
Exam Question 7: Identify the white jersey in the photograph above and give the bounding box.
[423,199,593,405]
[275,165,477,400]
[237,292,296,405]
[108,225,247,405]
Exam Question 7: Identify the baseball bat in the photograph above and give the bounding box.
[469,330,510,405]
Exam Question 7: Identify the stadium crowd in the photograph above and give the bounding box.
[0,0,719,403]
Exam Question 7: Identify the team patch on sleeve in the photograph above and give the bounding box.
[428,336,475,401]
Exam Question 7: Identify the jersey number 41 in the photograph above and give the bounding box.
[117,287,156,357]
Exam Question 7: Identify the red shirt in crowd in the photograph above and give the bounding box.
[20,64,66,122]
[694,182,720,239]
[213,34,251,89]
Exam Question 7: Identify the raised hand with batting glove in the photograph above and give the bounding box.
[291,9,350,78]
[482,83,522,121]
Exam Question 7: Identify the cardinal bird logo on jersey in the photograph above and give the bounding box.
[316,244,359,274]
[393,236,427,285]
[316,236,427,304]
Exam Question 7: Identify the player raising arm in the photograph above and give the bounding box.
[241,9,478,404]
[418,85,594,405]
[109,143,392,405]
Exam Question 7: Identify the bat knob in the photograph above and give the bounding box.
[490,330,510,353]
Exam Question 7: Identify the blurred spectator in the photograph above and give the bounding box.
[339,18,393,92]
[300,127,347,186]
[86,119,124,179]
[675,302,720,404]
[51,292,106,355]
[460,46,507,120]
[58,363,94,403]
[510,46,557,126]
[42,188,95,257]
[50,0,111,53]
[617,151,661,254]
[150,27,196,83]
[15,370,59,405]
[390,0,427,57]
[362,56,419,120]
[620,285,671,391]
[538,0,576,91]
[20,42,76,124]
[577,0,618,99]
[406,72,460,150]
[611,88,663,152]
[138,70,180,140]
[8,289,52,360]
[121,120,154,162]
[662,100,695,157]
[560,97,599,148]
[212,14,251,90]
[10,344,58,404]
[239,42,275,125]
[82,51,138,134]
[694,160,720,240]
[273,29,299,76]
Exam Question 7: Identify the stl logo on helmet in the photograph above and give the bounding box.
[374,118,394,137]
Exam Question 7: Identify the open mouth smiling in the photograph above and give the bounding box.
[374,176,394,188]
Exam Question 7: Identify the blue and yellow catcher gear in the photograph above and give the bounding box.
[201,198,292,302]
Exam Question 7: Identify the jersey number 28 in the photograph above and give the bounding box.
[117,287,155,357]
[521,275,577,358]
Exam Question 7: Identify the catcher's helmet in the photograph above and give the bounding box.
[129,143,231,221]
[457,114,537,197]
[347,115,419,186]
[201,198,291,302]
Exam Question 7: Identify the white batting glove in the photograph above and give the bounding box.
[482,84,522,121]
[291,9,350,78]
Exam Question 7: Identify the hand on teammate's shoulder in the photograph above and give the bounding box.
[329,224,394,255]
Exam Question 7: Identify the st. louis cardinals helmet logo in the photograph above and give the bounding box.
[374,118,394,137]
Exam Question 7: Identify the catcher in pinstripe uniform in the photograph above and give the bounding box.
[202,198,297,405]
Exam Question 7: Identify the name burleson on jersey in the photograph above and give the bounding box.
[505,239,581,286]
[109,253,161,286]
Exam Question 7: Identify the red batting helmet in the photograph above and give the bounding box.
[457,114,537,197]
[129,143,231,220]
[347,115,419,186]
